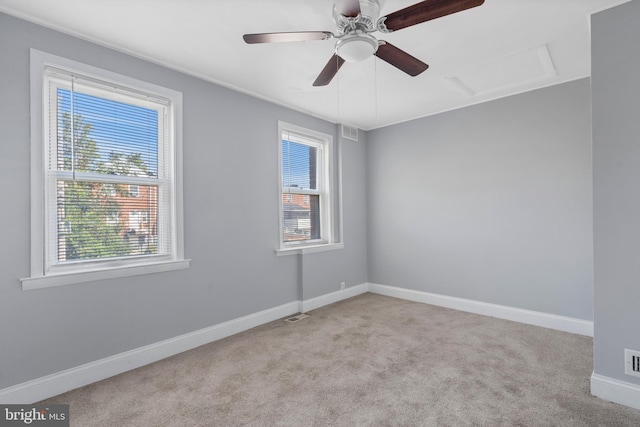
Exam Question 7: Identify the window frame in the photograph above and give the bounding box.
[22,49,189,290]
[276,121,343,255]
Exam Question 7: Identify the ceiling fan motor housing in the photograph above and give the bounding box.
[333,0,381,35]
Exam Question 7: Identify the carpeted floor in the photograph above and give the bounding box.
[41,293,640,426]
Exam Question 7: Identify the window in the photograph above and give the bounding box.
[278,122,342,254]
[128,184,139,197]
[23,50,189,289]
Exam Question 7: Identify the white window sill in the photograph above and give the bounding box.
[275,243,344,256]
[20,259,191,290]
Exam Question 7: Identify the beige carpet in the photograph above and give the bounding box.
[41,293,640,426]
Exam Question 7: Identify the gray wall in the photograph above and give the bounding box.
[0,13,368,389]
[366,79,593,320]
[592,0,640,385]
[302,130,368,300]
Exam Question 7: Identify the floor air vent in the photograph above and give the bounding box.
[625,349,640,378]
[285,313,309,323]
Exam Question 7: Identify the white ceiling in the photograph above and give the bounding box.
[0,0,631,130]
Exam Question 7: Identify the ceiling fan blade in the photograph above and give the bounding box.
[379,0,484,32]
[313,54,346,87]
[374,42,429,76]
[243,31,334,44]
[335,0,361,17]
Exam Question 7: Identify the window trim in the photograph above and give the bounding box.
[22,49,189,290]
[276,121,343,255]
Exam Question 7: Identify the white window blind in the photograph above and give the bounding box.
[24,50,188,289]
[44,67,173,271]
[280,125,331,247]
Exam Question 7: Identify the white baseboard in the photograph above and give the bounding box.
[0,283,370,404]
[0,282,594,404]
[0,300,300,404]
[368,283,594,337]
[300,283,369,313]
[591,373,640,411]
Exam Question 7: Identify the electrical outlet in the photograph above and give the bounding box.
[625,349,640,378]
[340,282,346,290]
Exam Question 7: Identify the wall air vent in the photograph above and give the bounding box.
[341,124,358,141]
[624,349,640,378]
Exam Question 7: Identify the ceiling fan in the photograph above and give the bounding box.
[243,0,485,87]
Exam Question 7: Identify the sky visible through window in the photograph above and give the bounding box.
[58,88,159,175]
[281,139,313,190]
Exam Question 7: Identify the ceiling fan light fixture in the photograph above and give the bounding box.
[335,34,378,63]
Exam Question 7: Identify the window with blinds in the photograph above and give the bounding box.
[43,66,174,272]
[279,123,332,248]
[24,50,187,289]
